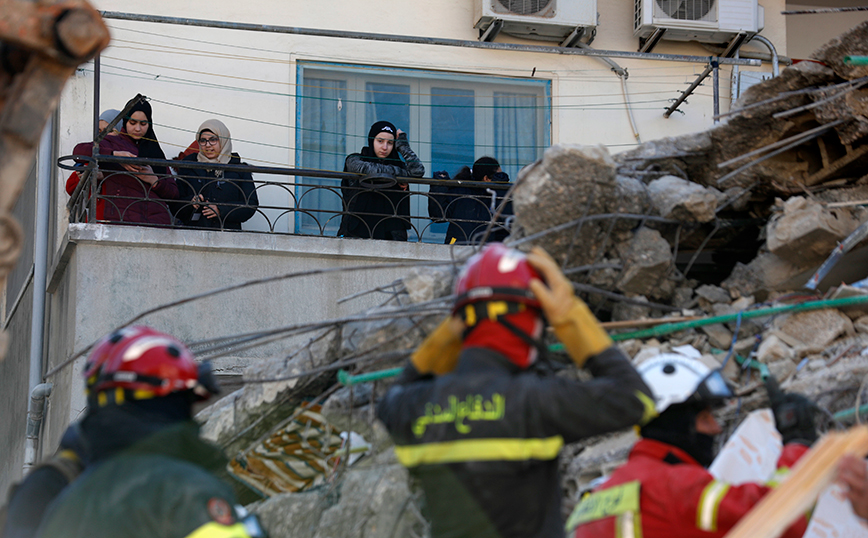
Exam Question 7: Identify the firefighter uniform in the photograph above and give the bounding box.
[378,345,653,538]
[570,438,809,538]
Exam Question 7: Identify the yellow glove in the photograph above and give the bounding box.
[410,316,465,375]
[526,246,612,368]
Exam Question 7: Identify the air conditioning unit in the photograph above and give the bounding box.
[474,0,597,42]
[634,0,763,44]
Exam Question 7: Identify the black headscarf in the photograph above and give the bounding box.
[454,156,501,182]
[360,120,401,164]
[121,97,169,175]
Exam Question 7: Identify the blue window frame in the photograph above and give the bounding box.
[296,62,551,242]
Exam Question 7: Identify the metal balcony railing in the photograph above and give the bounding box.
[59,155,514,245]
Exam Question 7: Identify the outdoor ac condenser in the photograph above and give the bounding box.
[474,0,597,42]
[633,0,764,44]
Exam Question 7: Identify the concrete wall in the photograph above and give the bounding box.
[38,224,455,456]
[0,283,33,495]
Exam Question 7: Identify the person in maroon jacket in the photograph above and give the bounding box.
[570,355,815,538]
[73,98,178,225]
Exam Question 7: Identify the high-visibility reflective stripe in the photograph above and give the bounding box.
[766,466,791,488]
[566,481,641,530]
[394,436,564,467]
[184,522,251,538]
[635,391,658,426]
[617,511,641,538]
[697,480,730,532]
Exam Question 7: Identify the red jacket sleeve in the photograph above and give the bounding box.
[693,444,809,538]
[65,172,80,195]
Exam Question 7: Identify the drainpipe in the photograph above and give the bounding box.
[24,117,54,473]
[572,42,641,143]
[749,34,779,77]
[24,383,53,473]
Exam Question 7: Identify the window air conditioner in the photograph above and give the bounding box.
[474,0,597,42]
[633,0,764,44]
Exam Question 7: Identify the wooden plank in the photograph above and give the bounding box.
[725,425,868,538]
[804,144,868,186]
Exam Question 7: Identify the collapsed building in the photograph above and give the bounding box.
[192,22,868,538]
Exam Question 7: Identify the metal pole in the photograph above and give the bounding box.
[664,63,713,118]
[712,60,720,123]
[783,6,868,14]
[24,119,54,471]
[749,35,779,77]
[90,54,100,220]
[98,11,760,66]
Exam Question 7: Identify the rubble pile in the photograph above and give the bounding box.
[197,22,868,538]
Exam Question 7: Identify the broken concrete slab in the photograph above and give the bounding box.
[812,20,868,82]
[756,334,795,364]
[828,285,868,319]
[722,251,814,301]
[616,228,673,299]
[855,316,868,334]
[512,144,624,268]
[779,309,854,350]
[696,284,732,310]
[647,175,720,223]
[701,324,734,350]
[766,197,862,264]
[253,452,424,538]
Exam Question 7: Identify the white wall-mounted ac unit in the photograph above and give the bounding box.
[634,0,764,44]
[474,0,597,42]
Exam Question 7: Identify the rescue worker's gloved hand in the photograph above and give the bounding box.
[527,246,612,368]
[765,375,819,446]
[410,316,465,375]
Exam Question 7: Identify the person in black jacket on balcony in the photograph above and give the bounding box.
[428,156,513,245]
[174,119,259,230]
[338,120,425,241]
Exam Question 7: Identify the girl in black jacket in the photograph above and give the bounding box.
[338,120,425,241]
[175,119,259,230]
[428,156,513,244]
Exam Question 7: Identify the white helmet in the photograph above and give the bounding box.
[637,353,733,414]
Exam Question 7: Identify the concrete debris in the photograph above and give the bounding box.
[615,228,673,299]
[756,334,795,363]
[254,451,425,538]
[647,175,720,223]
[766,197,862,264]
[855,316,868,334]
[695,284,731,309]
[778,309,854,350]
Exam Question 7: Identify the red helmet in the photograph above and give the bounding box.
[84,326,153,396]
[89,327,218,403]
[453,243,542,315]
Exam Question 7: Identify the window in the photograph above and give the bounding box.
[296,62,551,242]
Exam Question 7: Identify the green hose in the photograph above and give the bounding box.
[339,295,868,385]
[337,367,404,386]
[844,55,868,66]
[834,404,868,423]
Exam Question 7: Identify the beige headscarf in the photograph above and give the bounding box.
[196,119,233,167]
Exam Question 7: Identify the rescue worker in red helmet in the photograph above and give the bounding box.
[3,326,155,538]
[569,353,816,538]
[35,327,265,538]
[377,243,656,538]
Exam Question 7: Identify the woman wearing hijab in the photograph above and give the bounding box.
[338,120,425,241]
[428,156,514,244]
[174,119,259,230]
[72,97,178,225]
